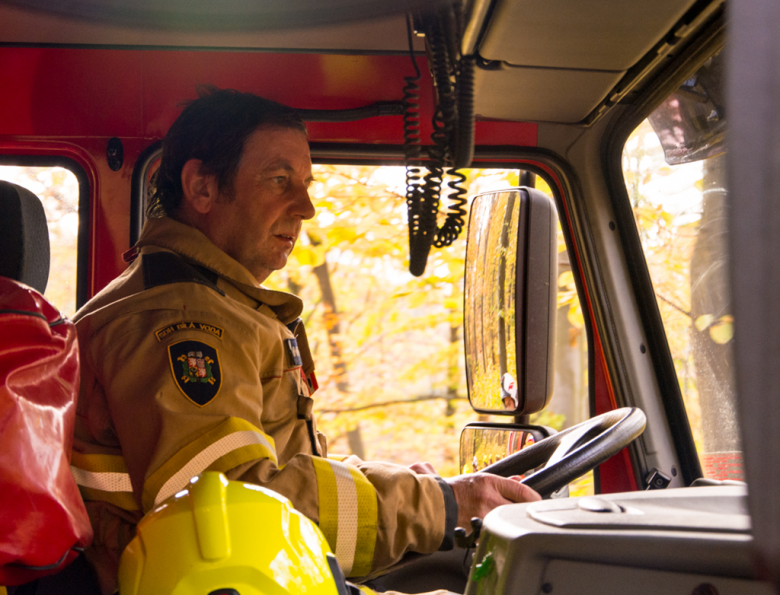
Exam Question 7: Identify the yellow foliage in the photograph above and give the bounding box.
[293,245,324,267]
[709,316,734,344]
[567,299,585,329]
[695,314,714,332]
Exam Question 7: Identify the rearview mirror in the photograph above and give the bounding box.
[464,187,558,415]
[459,422,553,474]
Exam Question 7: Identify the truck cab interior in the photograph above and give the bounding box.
[2,0,779,593]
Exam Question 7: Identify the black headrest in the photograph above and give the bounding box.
[0,181,50,294]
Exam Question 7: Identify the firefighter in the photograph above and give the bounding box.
[70,87,540,595]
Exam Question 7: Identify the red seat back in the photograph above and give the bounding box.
[0,278,92,586]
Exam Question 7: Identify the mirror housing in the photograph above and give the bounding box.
[459,422,554,474]
[464,187,558,415]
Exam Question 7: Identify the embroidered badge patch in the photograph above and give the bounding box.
[155,321,224,342]
[168,340,222,406]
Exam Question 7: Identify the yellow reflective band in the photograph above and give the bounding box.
[312,457,340,552]
[71,465,132,492]
[70,453,138,511]
[71,452,129,474]
[311,458,377,577]
[77,485,139,511]
[350,465,378,577]
[327,454,350,462]
[332,463,359,573]
[143,417,277,511]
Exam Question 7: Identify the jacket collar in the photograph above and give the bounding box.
[135,217,303,323]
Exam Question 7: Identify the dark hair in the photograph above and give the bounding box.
[147,86,307,218]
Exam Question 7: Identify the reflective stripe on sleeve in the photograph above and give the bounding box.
[327,454,350,462]
[71,452,138,511]
[311,457,378,577]
[142,417,277,511]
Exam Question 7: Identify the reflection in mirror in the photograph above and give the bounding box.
[459,424,552,474]
[464,187,557,414]
[465,191,520,412]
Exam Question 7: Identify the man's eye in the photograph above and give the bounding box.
[273,176,287,184]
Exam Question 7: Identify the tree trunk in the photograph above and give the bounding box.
[547,255,588,429]
[313,261,349,393]
[690,153,739,453]
[445,322,459,418]
[312,257,365,459]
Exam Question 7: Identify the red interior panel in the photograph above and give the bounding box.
[0,47,538,294]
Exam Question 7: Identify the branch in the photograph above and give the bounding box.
[318,394,468,414]
[656,293,691,318]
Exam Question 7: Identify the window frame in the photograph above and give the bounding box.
[602,22,727,485]
[0,154,90,310]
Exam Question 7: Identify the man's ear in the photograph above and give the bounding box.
[180,159,218,214]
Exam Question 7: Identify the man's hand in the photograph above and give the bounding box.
[445,473,541,529]
[409,462,542,529]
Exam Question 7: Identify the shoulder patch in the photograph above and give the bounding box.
[142,252,225,296]
[168,340,222,406]
[155,321,224,342]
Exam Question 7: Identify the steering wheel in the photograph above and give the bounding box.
[482,407,647,498]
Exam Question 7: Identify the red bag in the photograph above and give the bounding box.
[0,278,92,585]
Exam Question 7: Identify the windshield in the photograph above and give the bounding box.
[622,51,742,480]
[261,165,588,485]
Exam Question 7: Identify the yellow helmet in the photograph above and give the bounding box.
[118,472,348,595]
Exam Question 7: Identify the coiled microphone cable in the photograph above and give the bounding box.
[404,12,435,277]
[404,8,475,274]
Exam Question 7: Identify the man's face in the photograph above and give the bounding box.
[209,126,315,283]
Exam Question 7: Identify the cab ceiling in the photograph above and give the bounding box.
[0,0,707,125]
[470,0,699,123]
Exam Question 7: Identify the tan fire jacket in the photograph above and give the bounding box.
[71,217,456,594]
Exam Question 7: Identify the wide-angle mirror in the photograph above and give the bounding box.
[464,187,558,415]
[459,423,553,474]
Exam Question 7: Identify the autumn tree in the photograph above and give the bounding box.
[266,166,533,475]
[264,165,587,477]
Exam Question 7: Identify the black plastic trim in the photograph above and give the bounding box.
[299,102,403,122]
[0,154,90,309]
[130,140,162,244]
[462,420,554,439]
[326,553,350,595]
[0,308,48,321]
[7,548,72,571]
[582,0,725,126]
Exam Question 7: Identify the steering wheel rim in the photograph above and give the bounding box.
[481,407,647,498]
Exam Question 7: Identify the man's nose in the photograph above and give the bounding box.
[291,184,316,220]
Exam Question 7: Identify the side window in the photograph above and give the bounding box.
[0,166,80,316]
[264,165,589,489]
[622,53,741,480]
